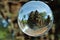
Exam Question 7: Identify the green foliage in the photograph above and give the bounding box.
[39,12,46,19]
[21,20,27,24]
[0,26,8,39]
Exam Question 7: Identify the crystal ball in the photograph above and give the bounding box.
[18,1,53,37]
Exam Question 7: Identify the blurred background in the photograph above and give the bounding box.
[0,0,60,40]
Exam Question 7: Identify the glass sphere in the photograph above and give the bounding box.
[18,1,53,37]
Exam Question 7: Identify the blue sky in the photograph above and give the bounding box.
[18,1,53,21]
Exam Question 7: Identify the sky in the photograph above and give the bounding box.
[18,1,53,21]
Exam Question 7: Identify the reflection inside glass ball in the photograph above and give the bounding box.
[18,1,53,36]
[20,10,51,30]
[27,10,51,30]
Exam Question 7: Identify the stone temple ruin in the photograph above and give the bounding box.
[27,10,45,29]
